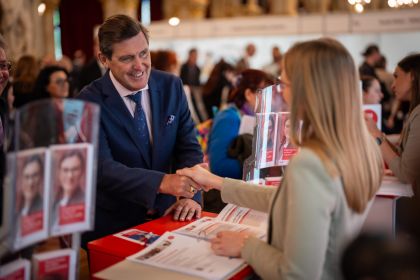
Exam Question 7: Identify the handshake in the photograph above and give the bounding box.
[159,163,224,199]
[158,163,223,222]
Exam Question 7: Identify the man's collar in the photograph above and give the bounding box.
[109,70,149,97]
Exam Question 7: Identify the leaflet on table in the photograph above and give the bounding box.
[217,204,268,230]
[127,232,246,280]
[0,258,31,280]
[174,217,266,241]
[377,176,413,197]
[114,229,160,246]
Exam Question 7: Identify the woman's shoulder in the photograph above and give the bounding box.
[289,148,323,167]
[288,148,336,182]
[410,104,420,117]
[213,106,241,122]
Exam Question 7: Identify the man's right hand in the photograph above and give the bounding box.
[158,174,201,198]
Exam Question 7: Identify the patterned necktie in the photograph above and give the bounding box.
[127,92,151,153]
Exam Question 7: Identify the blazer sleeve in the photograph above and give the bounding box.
[241,151,338,280]
[389,106,420,184]
[220,178,274,213]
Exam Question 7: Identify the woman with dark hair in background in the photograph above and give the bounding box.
[202,59,235,118]
[12,55,39,108]
[205,69,273,212]
[366,53,420,186]
[33,66,69,100]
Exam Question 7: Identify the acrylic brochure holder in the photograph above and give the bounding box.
[243,84,299,186]
[0,98,99,279]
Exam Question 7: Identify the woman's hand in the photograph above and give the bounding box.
[176,163,223,192]
[210,231,250,257]
[364,114,382,138]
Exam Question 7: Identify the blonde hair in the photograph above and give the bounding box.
[284,38,383,213]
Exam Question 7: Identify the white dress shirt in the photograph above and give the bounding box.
[109,71,153,143]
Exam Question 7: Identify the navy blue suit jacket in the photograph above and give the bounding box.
[78,69,203,245]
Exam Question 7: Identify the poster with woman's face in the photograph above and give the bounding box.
[256,113,277,168]
[50,143,94,237]
[14,148,50,250]
[275,113,298,166]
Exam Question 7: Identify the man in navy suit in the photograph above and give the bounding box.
[78,15,203,246]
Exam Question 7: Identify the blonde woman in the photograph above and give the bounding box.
[178,38,383,279]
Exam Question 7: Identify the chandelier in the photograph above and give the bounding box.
[388,0,419,8]
[347,0,371,13]
[348,0,419,12]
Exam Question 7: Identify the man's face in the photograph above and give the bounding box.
[0,48,10,92]
[100,32,151,91]
[59,155,82,194]
[22,161,42,201]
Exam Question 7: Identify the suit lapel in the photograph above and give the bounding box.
[149,72,163,167]
[101,72,152,168]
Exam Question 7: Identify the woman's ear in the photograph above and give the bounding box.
[244,88,253,103]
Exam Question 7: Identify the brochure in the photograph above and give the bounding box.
[217,203,268,230]
[363,104,382,130]
[275,112,298,166]
[256,113,278,168]
[0,259,30,280]
[114,229,160,246]
[32,249,76,280]
[13,148,50,251]
[174,217,266,241]
[127,232,246,280]
[49,143,94,237]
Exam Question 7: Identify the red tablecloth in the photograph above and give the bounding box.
[89,212,254,279]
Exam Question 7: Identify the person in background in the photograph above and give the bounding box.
[77,15,203,248]
[205,69,273,212]
[361,75,383,104]
[359,44,382,78]
[153,49,179,75]
[12,55,39,108]
[263,46,282,78]
[236,43,256,73]
[375,55,394,94]
[33,66,70,100]
[366,53,420,186]
[180,48,201,87]
[360,44,392,131]
[179,38,383,279]
[79,25,105,90]
[0,34,10,227]
[202,59,235,118]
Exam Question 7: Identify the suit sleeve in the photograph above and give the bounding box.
[241,152,337,280]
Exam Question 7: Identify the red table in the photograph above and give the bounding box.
[89,212,254,279]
